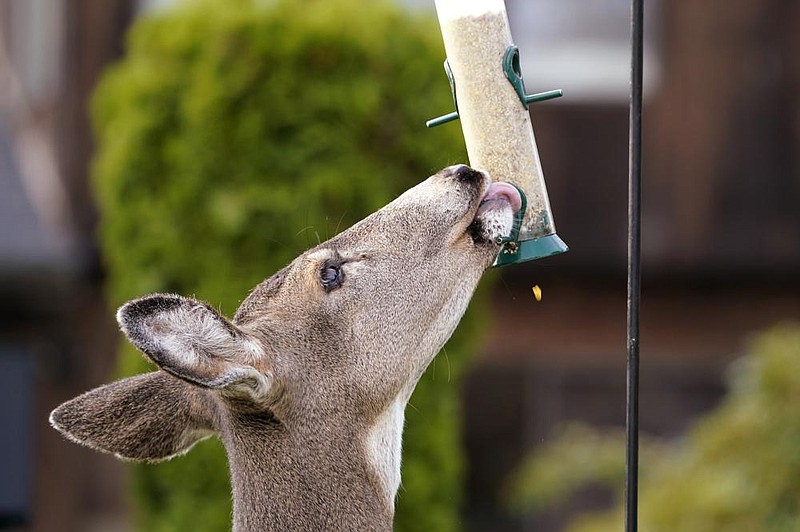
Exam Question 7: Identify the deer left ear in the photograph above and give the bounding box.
[117,294,274,402]
[50,372,215,462]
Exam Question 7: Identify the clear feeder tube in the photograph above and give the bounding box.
[433,0,567,262]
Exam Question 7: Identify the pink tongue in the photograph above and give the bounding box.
[482,182,523,213]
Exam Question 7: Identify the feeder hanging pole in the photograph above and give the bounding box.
[625,0,644,530]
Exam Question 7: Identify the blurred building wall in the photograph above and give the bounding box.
[0,1,135,531]
[465,1,800,530]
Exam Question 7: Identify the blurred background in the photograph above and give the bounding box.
[1,0,799,531]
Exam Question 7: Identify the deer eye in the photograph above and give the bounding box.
[319,262,344,292]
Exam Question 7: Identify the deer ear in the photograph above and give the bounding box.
[117,294,273,402]
[50,372,215,462]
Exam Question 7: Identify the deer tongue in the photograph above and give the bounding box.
[478,182,522,215]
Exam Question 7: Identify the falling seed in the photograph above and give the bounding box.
[532,285,542,302]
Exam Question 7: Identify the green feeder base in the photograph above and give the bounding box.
[492,233,569,267]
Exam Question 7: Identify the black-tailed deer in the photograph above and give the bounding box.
[51,165,521,531]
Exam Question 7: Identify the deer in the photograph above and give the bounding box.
[50,164,522,531]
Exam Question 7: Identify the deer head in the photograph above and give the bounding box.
[50,164,522,531]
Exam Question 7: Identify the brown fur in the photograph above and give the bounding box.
[50,165,516,531]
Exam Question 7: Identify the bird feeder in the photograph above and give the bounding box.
[428,0,568,267]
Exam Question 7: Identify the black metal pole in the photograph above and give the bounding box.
[625,0,644,530]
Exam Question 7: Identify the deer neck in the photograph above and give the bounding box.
[222,402,404,532]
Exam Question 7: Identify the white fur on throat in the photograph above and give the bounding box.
[365,395,405,510]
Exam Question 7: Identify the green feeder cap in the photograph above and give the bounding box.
[491,185,568,267]
[492,233,569,267]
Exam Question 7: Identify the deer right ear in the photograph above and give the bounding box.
[118,294,274,403]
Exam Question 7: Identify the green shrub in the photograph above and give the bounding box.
[92,1,481,530]
[507,324,800,532]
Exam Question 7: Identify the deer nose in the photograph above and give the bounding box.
[451,164,485,185]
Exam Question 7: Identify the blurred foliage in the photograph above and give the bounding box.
[91,0,479,530]
[505,423,667,515]
[507,324,800,532]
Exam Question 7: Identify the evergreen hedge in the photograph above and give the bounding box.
[91,1,483,530]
